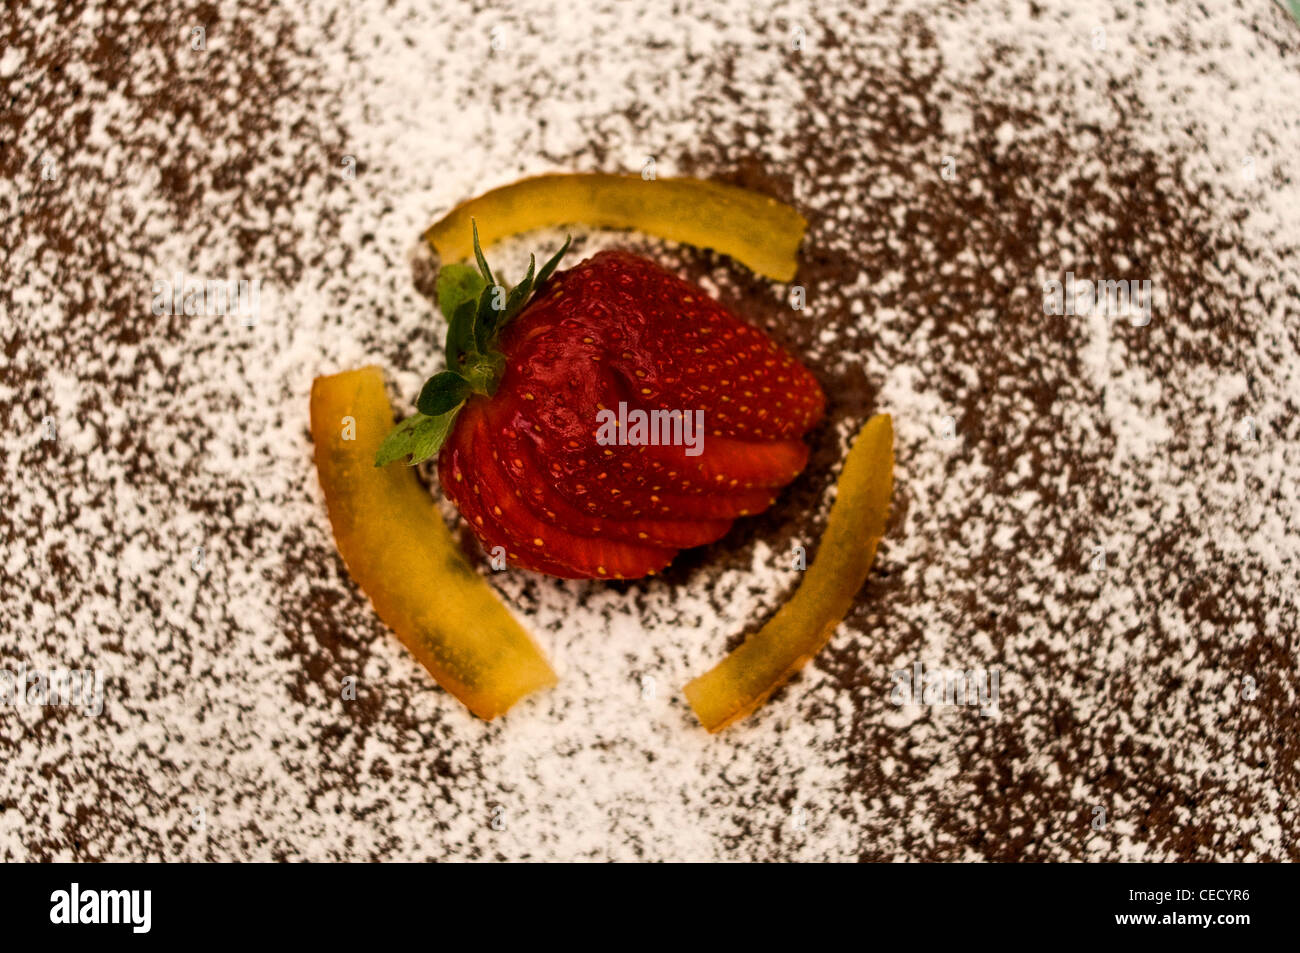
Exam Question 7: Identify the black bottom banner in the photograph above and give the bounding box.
[0,862,1280,941]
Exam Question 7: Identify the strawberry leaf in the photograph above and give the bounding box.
[471,219,494,287]
[474,282,504,354]
[436,264,486,321]
[503,253,536,322]
[535,235,572,287]
[445,299,477,370]
[374,408,462,467]
[380,227,571,472]
[417,371,471,416]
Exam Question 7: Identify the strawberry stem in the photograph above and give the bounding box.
[375,223,570,467]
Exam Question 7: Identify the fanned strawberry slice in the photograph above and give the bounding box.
[496,319,815,502]
[379,226,825,580]
[550,481,780,522]
[461,402,676,579]
[637,436,811,490]
[440,403,583,578]
[480,399,735,549]
[505,250,825,440]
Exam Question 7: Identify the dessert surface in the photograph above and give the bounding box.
[2,0,1298,860]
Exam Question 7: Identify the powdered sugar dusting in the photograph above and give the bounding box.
[1,0,1297,860]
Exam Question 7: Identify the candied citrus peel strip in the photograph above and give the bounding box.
[684,414,894,732]
[423,172,807,282]
[310,366,557,720]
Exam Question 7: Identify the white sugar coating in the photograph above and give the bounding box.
[1,0,1297,861]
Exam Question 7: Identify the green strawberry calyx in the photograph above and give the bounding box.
[375,221,570,467]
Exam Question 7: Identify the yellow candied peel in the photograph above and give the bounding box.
[423,172,807,282]
[683,414,894,732]
[310,366,556,720]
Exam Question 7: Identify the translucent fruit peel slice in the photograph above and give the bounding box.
[423,172,807,282]
[310,366,557,720]
[683,414,894,732]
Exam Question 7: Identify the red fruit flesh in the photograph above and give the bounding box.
[505,251,824,441]
[439,249,825,580]
[480,398,735,549]
[440,404,585,578]
[459,401,676,579]
[641,436,811,490]
[549,480,780,522]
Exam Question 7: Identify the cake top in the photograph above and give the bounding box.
[1,0,1297,860]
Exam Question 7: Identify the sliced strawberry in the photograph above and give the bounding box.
[440,404,584,578]
[463,403,676,579]
[403,236,826,582]
[551,481,780,522]
[480,399,735,549]
[495,336,810,507]
[504,251,825,441]
[633,436,811,490]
